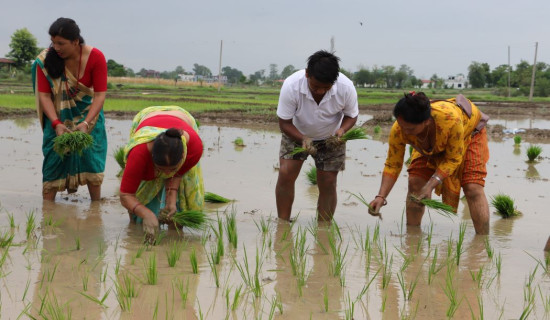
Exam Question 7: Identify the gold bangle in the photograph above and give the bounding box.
[82,120,90,129]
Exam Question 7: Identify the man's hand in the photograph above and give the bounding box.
[335,128,345,138]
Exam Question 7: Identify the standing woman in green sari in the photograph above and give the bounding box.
[32,18,108,201]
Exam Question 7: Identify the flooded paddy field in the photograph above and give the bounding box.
[0,114,549,319]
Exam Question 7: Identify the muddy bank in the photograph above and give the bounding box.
[3,100,550,137]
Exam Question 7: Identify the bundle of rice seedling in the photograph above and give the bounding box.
[306,166,317,185]
[526,145,542,162]
[290,147,307,155]
[373,125,381,134]
[160,210,209,230]
[491,193,521,218]
[204,192,232,203]
[326,127,368,149]
[513,135,522,145]
[233,137,245,147]
[341,127,368,141]
[409,195,455,218]
[52,131,94,157]
[113,146,125,169]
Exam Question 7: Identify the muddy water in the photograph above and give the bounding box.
[0,116,549,319]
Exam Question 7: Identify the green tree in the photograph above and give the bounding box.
[7,28,39,69]
[107,59,126,77]
[354,68,373,86]
[193,63,212,77]
[280,65,296,79]
[468,61,490,88]
[222,66,244,84]
[248,69,265,85]
[489,64,510,87]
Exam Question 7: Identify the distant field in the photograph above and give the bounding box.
[1,77,550,114]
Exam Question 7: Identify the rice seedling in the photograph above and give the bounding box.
[525,251,549,274]
[254,214,271,234]
[166,240,182,267]
[204,191,232,203]
[494,252,502,275]
[484,237,494,259]
[268,293,283,319]
[233,137,245,146]
[397,270,420,301]
[305,166,317,185]
[410,195,456,218]
[81,271,89,291]
[99,264,108,283]
[455,222,467,265]
[135,245,146,260]
[206,248,220,287]
[347,191,381,219]
[163,210,208,230]
[233,245,264,298]
[173,277,190,308]
[467,293,484,320]
[539,286,550,314]
[190,247,198,274]
[7,212,15,228]
[39,290,73,320]
[395,247,415,272]
[225,210,238,249]
[356,267,381,301]
[427,247,445,285]
[75,235,81,251]
[344,292,355,320]
[79,288,111,308]
[231,285,243,311]
[374,125,381,134]
[514,135,522,145]
[470,267,484,289]
[491,193,521,218]
[144,252,158,284]
[322,284,329,312]
[381,253,394,290]
[526,144,542,162]
[22,277,31,302]
[25,210,36,239]
[46,260,60,282]
[289,146,308,156]
[289,228,309,295]
[0,230,14,248]
[520,287,536,319]
[380,292,387,312]
[444,265,462,318]
[52,131,94,157]
[425,223,434,252]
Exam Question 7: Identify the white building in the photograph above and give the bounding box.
[445,74,467,89]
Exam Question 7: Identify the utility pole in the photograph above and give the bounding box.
[528,42,538,101]
[218,40,223,93]
[507,45,511,98]
[330,36,335,53]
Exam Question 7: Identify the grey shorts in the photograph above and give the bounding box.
[279,133,346,171]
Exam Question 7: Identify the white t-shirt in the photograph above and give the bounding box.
[276,70,359,140]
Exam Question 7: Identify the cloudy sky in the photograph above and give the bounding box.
[2,0,549,80]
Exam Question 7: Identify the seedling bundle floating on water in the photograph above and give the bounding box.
[491,193,521,218]
[409,195,456,219]
[204,192,232,203]
[52,131,94,157]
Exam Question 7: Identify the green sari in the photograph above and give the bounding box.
[31,49,107,194]
[124,106,204,219]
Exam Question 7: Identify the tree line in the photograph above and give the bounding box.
[3,28,549,97]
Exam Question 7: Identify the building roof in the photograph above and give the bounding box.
[0,58,14,64]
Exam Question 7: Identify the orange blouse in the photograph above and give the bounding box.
[383,99,482,180]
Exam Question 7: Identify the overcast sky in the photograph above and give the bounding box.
[2,0,549,80]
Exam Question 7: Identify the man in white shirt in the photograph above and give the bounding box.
[275,50,359,221]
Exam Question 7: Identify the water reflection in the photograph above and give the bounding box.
[525,163,540,180]
[13,117,34,129]
[513,145,521,155]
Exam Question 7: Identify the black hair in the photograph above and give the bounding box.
[306,50,340,84]
[152,128,184,166]
[393,92,432,124]
[44,17,85,78]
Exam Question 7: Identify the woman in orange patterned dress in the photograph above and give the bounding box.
[368,92,490,234]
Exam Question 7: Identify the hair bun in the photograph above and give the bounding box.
[165,128,182,138]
